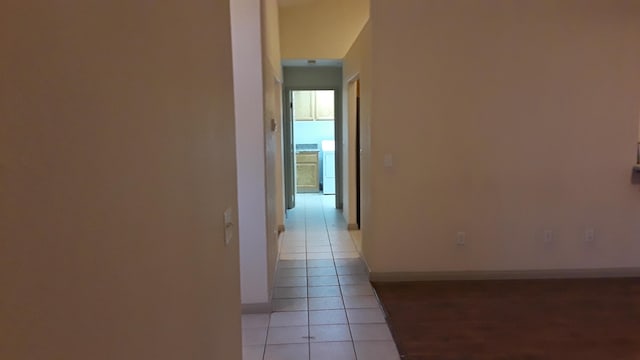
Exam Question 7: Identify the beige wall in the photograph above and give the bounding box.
[279,0,369,59]
[343,22,372,230]
[265,0,284,81]
[0,2,241,359]
[262,0,285,295]
[366,0,640,274]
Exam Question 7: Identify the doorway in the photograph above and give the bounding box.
[355,80,361,229]
[288,90,336,198]
[281,65,343,213]
[344,78,362,231]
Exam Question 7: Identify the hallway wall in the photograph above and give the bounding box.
[262,0,285,304]
[0,1,241,359]
[231,0,270,307]
[366,0,640,275]
[232,0,284,310]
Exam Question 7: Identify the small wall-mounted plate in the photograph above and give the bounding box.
[224,208,233,246]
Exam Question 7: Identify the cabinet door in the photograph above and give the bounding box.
[293,91,314,121]
[314,90,335,120]
[296,163,319,192]
[296,151,319,193]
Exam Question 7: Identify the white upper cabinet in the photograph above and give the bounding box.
[293,90,315,120]
[314,90,335,120]
[293,90,334,121]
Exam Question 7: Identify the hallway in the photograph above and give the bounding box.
[242,194,400,360]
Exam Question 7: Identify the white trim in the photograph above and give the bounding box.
[241,302,272,314]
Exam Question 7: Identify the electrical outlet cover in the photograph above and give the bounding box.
[585,228,595,243]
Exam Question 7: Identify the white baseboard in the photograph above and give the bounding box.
[370,267,640,282]
[241,302,271,314]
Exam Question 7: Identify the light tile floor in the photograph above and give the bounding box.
[242,194,401,360]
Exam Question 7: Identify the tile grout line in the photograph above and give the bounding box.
[304,195,312,360]
[320,194,360,360]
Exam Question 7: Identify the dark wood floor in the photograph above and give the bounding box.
[373,278,640,360]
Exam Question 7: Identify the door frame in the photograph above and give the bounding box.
[283,88,295,210]
[345,77,362,230]
[283,86,343,210]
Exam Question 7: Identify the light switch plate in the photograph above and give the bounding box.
[224,208,233,246]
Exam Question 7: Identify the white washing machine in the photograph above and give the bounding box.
[321,140,335,195]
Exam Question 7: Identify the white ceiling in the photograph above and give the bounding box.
[277,0,318,8]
